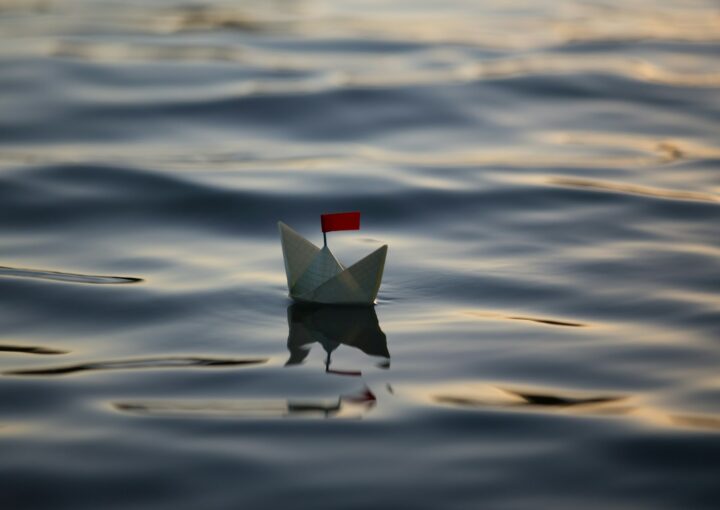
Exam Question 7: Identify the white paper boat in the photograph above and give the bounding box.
[278,221,387,305]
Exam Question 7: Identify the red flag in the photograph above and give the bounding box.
[321,211,360,233]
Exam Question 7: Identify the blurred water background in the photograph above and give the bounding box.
[1,1,720,508]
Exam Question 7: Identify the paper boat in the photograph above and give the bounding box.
[278,221,387,305]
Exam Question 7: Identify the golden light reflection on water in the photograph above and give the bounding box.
[23,39,720,90]
[543,133,720,161]
[401,381,720,432]
[142,0,720,50]
[112,394,376,420]
[632,409,720,432]
[0,421,44,437]
[4,0,720,62]
[4,134,720,191]
[4,0,720,92]
[461,310,587,328]
[545,178,720,203]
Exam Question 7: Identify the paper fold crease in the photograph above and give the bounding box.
[279,222,387,305]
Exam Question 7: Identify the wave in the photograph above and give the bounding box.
[41,40,720,90]
[547,177,720,204]
[0,266,142,285]
[0,344,67,355]
[462,310,587,328]
[3,356,268,376]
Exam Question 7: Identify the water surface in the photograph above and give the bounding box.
[1,1,720,508]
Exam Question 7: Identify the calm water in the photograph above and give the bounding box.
[1,0,720,508]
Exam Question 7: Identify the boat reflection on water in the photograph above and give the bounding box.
[283,303,389,417]
[114,305,390,420]
[114,388,378,420]
[286,386,379,419]
[285,304,390,372]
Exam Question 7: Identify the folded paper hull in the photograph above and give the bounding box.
[278,222,387,305]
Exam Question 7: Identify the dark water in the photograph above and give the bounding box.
[2,1,720,508]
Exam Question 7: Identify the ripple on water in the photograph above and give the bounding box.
[0,344,67,355]
[0,266,142,285]
[3,356,268,376]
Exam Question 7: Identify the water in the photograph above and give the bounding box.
[1,0,720,508]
